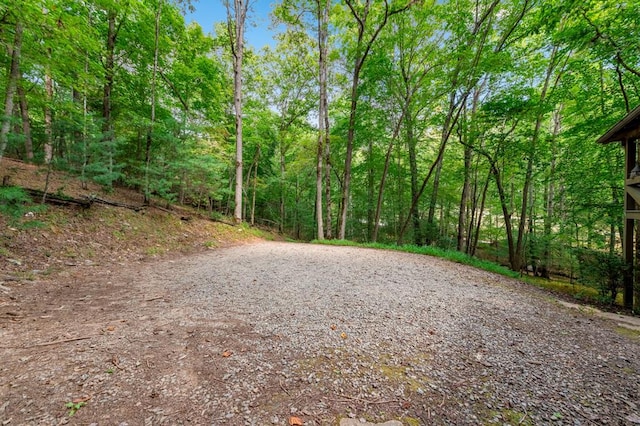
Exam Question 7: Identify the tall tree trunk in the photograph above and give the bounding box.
[338,62,362,239]
[315,0,329,240]
[44,54,54,164]
[425,157,443,244]
[251,146,260,225]
[315,133,324,238]
[458,133,472,251]
[397,90,464,245]
[492,161,517,269]
[470,170,490,257]
[372,110,405,242]
[81,56,89,189]
[0,20,23,162]
[324,111,333,238]
[227,0,248,223]
[367,138,375,241]
[280,137,287,233]
[103,10,116,139]
[405,109,422,245]
[102,10,119,179]
[458,86,481,251]
[542,107,561,276]
[17,80,32,162]
[145,1,162,204]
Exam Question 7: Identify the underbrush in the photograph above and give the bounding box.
[311,239,519,279]
[521,275,625,307]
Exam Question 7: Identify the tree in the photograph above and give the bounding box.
[336,0,416,240]
[0,17,22,162]
[224,0,250,223]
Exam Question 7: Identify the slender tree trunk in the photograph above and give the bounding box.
[324,110,332,238]
[470,170,490,257]
[372,110,405,242]
[251,147,260,225]
[17,80,32,162]
[405,108,422,245]
[542,108,561,276]
[315,0,329,240]
[492,161,517,269]
[397,90,466,245]
[322,73,333,237]
[458,86,481,251]
[102,10,119,179]
[339,64,361,239]
[81,56,89,189]
[227,0,248,223]
[465,171,478,254]
[278,137,287,232]
[367,138,375,241]
[425,157,443,244]
[458,135,472,251]
[0,20,22,162]
[44,55,54,164]
[145,1,162,204]
[103,11,116,138]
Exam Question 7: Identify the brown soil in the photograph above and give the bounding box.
[0,158,265,424]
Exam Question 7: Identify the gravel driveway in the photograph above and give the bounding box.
[1,241,639,425]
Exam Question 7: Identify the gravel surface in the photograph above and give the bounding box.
[1,241,639,425]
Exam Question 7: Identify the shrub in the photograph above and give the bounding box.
[0,186,32,218]
[574,248,628,304]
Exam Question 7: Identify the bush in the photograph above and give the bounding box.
[574,248,628,304]
[0,186,32,218]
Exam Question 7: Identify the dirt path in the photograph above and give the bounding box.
[1,241,639,425]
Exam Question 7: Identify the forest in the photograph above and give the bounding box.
[0,0,639,298]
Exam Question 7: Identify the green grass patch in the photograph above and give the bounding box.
[615,326,640,340]
[312,240,519,279]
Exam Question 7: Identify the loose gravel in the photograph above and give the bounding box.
[1,241,639,425]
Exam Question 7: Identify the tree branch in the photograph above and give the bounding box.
[159,70,189,112]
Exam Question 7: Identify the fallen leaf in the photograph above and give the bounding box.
[222,350,232,357]
[289,416,303,425]
[330,324,337,330]
[105,325,116,332]
[340,332,347,339]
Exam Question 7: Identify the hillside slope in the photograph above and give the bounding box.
[0,158,269,282]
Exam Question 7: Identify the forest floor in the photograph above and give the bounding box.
[1,158,640,425]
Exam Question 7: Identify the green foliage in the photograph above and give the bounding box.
[0,187,45,228]
[65,401,86,417]
[0,186,32,218]
[84,136,125,190]
[313,240,519,279]
[573,248,628,304]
